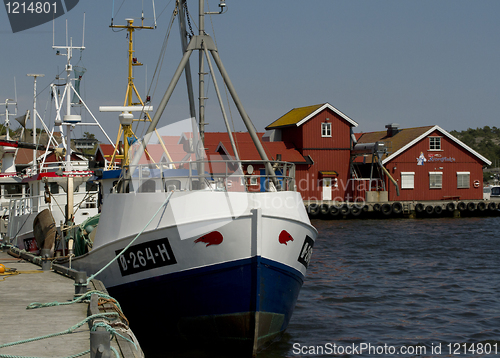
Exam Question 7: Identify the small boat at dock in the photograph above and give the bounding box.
[65,1,318,355]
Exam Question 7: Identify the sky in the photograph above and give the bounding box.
[1,0,500,144]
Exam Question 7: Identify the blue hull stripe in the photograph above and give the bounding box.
[108,256,304,347]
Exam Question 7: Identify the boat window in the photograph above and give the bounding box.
[191,180,202,190]
[50,182,59,194]
[492,187,500,196]
[86,182,98,192]
[3,184,24,196]
[164,179,181,191]
[139,179,155,193]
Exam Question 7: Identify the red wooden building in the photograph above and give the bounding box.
[265,103,358,202]
[92,102,491,204]
[353,124,491,202]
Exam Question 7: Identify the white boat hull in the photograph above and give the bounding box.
[70,190,317,353]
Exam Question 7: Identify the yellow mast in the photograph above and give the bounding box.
[107,18,172,168]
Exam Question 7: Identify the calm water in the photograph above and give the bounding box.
[148,217,500,357]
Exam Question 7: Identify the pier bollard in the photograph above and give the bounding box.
[90,329,111,358]
[41,249,51,271]
[74,271,88,297]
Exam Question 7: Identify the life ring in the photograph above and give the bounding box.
[340,204,350,216]
[415,203,425,213]
[308,204,320,216]
[351,206,362,216]
[320,204,330,215]
[381,203,392,216]
[392,202,403,215]
[473,180,480,188]
[329,205,340,216]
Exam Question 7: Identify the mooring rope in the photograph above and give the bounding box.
[26,290,121,311]
[85,190,174,284]
[0,312,118,355]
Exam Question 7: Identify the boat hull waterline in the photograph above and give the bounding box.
[70,190,317,353]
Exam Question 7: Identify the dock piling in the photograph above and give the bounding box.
[41,248,51,271]
[90,330,111,358]
[74,270,88,297]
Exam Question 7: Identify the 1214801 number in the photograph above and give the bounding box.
[6,2,57,14]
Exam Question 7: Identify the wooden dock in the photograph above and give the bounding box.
[0,247,143,358]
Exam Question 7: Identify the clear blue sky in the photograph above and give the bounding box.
[1,0,499,143]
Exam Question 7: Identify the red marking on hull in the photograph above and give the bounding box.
[194,231,223,247]
[279,230,294,245]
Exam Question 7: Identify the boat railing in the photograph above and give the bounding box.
[38,161,91,173]
[8,190,99,217]
[118,159,296,194]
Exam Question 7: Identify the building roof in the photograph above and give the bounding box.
[357,125,492,166]
[266,103,358,130]
[95,144,122,165]
[204,132,307,163]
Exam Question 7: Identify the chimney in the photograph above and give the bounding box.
[385,123,400,137]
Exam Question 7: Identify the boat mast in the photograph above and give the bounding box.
[0,96,17,173]
[135,0,277,187]
[51,17,115,171]
[198,0,206,146]
[178,2,196,120]
[26,74,44,173]
[105,16,174,168]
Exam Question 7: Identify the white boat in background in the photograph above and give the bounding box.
[6,19,115,253]
[64,1,317,355]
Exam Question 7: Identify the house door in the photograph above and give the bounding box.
[322,178,332,201]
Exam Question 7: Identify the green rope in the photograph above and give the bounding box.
[86,190,174,284]
[0,312,118,350]
[92,322,137,349]
[27,290,121,311]
[0,349,90,358]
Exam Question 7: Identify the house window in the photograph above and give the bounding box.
[457,172,470,189]
[321,122,331,137]
[429,172,443,189]
[429,137,441,150]
[400,172,415,189]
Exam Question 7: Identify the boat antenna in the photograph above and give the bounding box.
[26,74,44,173]
[51,17,114,171]
[105,15,170,168]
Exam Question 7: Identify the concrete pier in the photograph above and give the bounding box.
[0,248,143,358]
[305,199,500,219]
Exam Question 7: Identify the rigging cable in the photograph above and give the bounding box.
[134,6,177,140]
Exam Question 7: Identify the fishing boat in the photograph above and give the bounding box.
[6,21,115,253]
[66,1,317,355]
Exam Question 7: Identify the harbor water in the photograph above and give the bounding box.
[146,217,500,357]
